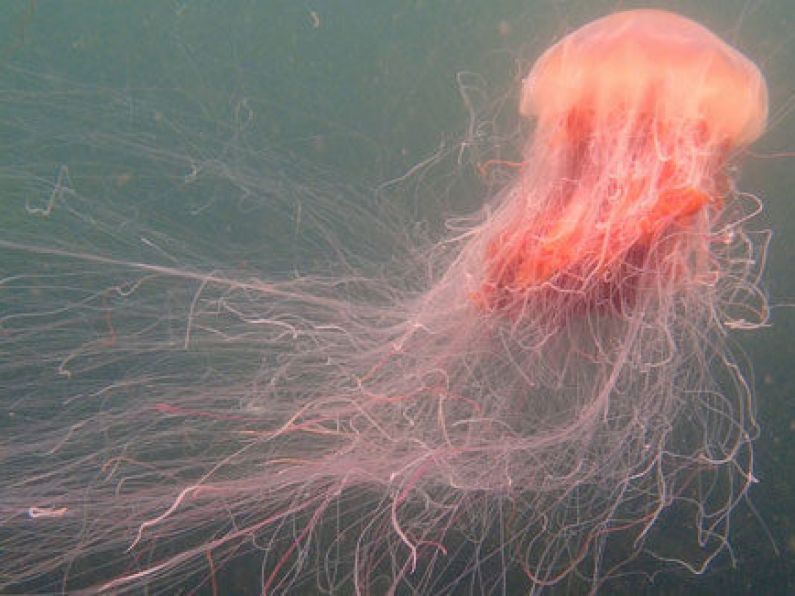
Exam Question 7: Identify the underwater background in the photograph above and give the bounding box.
[1,1,793,593]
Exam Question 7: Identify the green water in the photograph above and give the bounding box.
[1,1,793,593]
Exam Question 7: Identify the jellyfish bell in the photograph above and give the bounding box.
[521,9,768,144]
[475,9,768,316]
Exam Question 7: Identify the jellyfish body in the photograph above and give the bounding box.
[475,9,767,315]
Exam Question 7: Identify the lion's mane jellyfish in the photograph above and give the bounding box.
[474,9,767,317]
[0,8,770,595]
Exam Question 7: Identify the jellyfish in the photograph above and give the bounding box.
[0,8,770,595]
[474,9,767,317]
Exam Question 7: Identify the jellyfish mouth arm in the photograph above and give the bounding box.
[471,171,719,313]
